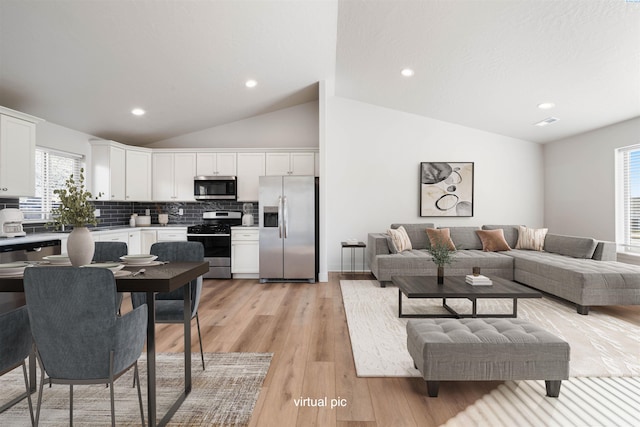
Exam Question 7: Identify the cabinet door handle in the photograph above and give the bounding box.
[1,188,7,191]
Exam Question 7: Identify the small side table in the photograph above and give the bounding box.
[341,241,366,274]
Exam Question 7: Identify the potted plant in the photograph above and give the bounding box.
[427,240,457,284]
[48,169,99,266]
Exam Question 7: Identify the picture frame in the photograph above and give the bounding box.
[420,162,474,217]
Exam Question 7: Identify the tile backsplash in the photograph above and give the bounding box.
[0,198,259,233]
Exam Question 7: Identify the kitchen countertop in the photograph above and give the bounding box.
[231,226,259,230]
[0,225,191,247]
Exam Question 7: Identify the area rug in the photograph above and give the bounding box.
[340,280,640,378]
[441,376,640,427]
[0,352,272,426]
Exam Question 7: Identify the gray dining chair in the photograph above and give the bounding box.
[93,241,128,314]
[131,241,206,370]
[0,305,34,426]
[23,267,147,427]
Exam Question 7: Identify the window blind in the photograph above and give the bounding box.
[618,145,640,247]
[19,148,85,222]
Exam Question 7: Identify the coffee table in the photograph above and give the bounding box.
[392,275,542,318]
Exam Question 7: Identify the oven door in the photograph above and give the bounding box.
[194,176,236,200]
[187,233,231,279]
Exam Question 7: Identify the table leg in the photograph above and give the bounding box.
[146,291,156,427]
[512,298,518,317]
[398,289,403,317]
[184,282,192,393]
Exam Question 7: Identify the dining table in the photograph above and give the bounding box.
[0,260,210,427]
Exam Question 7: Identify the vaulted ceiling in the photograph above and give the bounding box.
[1,0,638,146]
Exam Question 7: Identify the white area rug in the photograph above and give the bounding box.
[340,280,640,378]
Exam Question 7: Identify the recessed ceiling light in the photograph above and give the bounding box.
[245,79,257,88]
[534,117,560,127]
[401,68,414,77]
[131,108,145,116]
[537,102,556,110]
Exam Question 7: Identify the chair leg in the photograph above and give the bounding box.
[109,379,115,427]
[21,362,35,427]
[69,384,73,427]
[196,313,205,370]
[135,363,145,427]
[35,364,45,427]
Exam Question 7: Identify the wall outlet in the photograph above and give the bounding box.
[94,209,100,217]
[145,209,150,216]
[178,208,184,216]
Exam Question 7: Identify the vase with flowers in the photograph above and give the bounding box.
[427,240,457,284]
[48,169,100,266]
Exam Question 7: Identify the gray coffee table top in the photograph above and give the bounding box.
[392,275,542,318]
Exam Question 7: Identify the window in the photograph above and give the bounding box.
[19,148,85,222]
[617,145,640,249]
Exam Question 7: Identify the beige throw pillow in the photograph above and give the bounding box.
[426,228,456,250]
[387,226,412,252]
[515,226,548,251]
[476,229,511,252]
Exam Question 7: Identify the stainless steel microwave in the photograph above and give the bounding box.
[194,176,237,200]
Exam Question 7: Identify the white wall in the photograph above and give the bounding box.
[544,117,640,241]
[147,102,319,149]
[325,96,544,272]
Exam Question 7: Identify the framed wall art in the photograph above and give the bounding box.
[420,162,474,217]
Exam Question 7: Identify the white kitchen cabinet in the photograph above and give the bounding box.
[157,229,187,242]
[265,152,315,176]
[0,113,37,197]
[196,152,236,176]
[126,148,152,201]
[231,228,259,277]
[90,142,126,200]
[140,230,157,254]
[94,230,129,244]
[152,152,196,201]
[236,152,265,202]
[127,229,141,254]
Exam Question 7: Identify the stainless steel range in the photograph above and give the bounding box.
[187,211,242,279]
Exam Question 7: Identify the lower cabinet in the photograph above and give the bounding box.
[231,228,259,278]
[140,230,157,254]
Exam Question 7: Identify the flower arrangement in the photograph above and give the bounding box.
[427,240,457,267]
[48,169,99,230]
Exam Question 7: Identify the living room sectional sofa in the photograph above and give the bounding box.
[367,223,640,314]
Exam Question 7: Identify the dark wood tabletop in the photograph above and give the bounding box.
[393,275,542,299]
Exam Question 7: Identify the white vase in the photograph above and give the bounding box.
[67,226,95,266]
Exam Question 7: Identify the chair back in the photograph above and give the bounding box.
[93,241,128,262]
[23,267,119,380]
[0,306,32,375]
[150,241,204,315]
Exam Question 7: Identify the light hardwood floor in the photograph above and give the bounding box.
[133,273,502,427]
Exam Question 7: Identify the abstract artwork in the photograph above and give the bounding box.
[420,162,474,217]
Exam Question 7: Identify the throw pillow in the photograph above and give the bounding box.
[515,226,548,251]
[387,226,412,252]
[426,228,456,250]
[476,229,511,252]
[386,235,398,254]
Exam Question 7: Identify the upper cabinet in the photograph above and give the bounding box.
[196,152,236,176]
[125,148,152,201]
[236,153,265,202]
[265,152,315,176]
[152,152,196,201]
[0,107,42,197]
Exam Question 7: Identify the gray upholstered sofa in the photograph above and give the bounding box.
[368,223,640,314]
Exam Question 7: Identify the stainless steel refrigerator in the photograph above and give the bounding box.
[259,175,316,283]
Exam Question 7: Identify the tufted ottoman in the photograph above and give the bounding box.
[406,318,570,397]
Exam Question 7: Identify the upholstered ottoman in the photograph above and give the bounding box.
[406,318,570,397]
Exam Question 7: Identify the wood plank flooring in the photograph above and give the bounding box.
[125,272,501,426]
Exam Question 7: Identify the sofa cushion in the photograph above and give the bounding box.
[515,226,548,251]
[426,228,456,250]
[391,223,434,249]
[442,226,482,250]
[476,229,511,252]
[544,234,597,259]
[387,226,412,252]
[482,225,521,248]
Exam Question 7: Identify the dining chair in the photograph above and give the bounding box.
[131,241,206,370]
[23,267,147,427]
[0,306,34,426]
[93,241,128,314]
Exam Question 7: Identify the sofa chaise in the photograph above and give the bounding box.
[367,223,640,314]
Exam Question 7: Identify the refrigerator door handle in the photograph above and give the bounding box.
[283,196,288,239]
[278,196,283,239]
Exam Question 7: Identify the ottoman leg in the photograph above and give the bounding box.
[426,381,439,397]
[545,380,562,397]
